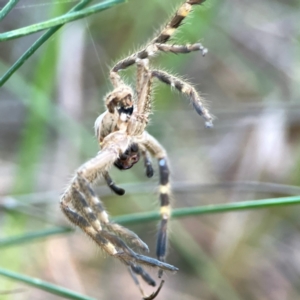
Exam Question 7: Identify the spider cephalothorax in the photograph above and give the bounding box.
[60,1,212,299]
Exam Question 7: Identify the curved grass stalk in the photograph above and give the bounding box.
[0,0,20,21]
[0,268,96,300]
[0,0,125,42]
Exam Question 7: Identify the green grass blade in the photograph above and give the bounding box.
[3,195,300,248]
[114,195,300,224]
[11,1,61,194]
[0,0,20,21]
[0,268,96,300]
[0,227,73,248]
[0,0,125,42]
[0,0,122,87]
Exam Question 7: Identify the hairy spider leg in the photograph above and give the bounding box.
[136,59,213,128]
[134,60,172,278]
[141,149,154,178]
[136,59,153,117]
[111,0,207,75]
[103,171,125,195]
[151,69,213,127]
[110,42,212,126]
[106,59,161,291]
[76,173,149,251]
[153,0,206,44]
[134,59,155,178]
[61,1,213,299]
[99,59,155,197]
[155,43,207,56]
[111,41,206,75]
[134,132,171,278]
[104,0,212,276]
[109,0,212,127]
[60,135,178,272]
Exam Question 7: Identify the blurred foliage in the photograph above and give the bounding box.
[1,0,300,299]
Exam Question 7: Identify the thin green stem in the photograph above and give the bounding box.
[0,268,96,300]
[2,196,299,247]
[0,0,125,42]
[1,181,300,210]
[0,227,73,247]
[0,0,124,87]
[0,0,20,21]
[114,195,300,224]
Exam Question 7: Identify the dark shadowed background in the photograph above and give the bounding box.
[1,0,300,299]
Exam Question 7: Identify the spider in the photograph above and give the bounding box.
[60,0,213,298]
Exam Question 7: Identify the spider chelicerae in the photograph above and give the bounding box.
[60,0,213,298]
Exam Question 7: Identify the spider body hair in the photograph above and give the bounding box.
[61,1,212,298]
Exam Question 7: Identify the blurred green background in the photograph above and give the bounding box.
[1,0,300,299]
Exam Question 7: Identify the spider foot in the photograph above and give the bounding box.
[129,265,164,300]
[103,172,125,195]
[135,253,178,273]
[116,250,178,273]
[143,280,165,300]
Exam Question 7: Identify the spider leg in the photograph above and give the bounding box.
[62,198,174,272]
[110,1,206,76]
[156,157,170,279]
[142,149,154,178]
[136,58,149,98]
[153,0,206,44]
[61,135,178,273]
[60,145,138,254]
[155,43,207,56]
[143,280,165,300]
[75,172,148,252]
[128,266,165,300]
[103,171,125,196]
[74,172,168,294]
[136,59,153,116]
[134,61,159,180]
[129,265,156,287]
[103,169,159,291]
[137,132,172,278]
[60,201,117,254]
[151,69,213,128]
